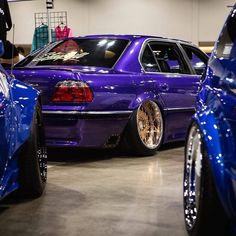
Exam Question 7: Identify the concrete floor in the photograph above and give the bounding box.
[0,143,187,236]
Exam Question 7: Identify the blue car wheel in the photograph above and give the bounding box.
[122,100,163,156]
[18,101,47,198]
[183,123,229,235]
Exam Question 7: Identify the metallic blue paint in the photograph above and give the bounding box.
[188,5,236,232]
[0,66,39,200]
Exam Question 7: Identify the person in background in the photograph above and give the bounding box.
[17,46,25,61]
[0,0,12,41]
[0,40,19,68]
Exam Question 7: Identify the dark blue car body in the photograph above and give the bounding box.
[184,5,236,235]
[0,58,40,199]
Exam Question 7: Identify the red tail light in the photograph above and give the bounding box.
[52,80,93,102]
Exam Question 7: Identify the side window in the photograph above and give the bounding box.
[149,42,190,74]
[216,9,236,59]
[141,45,160,72]
[182,45,208,75]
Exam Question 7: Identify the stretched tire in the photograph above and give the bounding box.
[122,100,163,156]
[18,101,47,198]
[183,123,230,235]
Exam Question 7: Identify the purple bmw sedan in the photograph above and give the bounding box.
[13,35,208,155]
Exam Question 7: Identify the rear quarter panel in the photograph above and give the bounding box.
[194,64,236,223]
[0,77,39,199]
[10,78,39,153]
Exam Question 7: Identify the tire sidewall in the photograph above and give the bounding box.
[184,122,229,235]
[18,101,47,198]
[123,101,164,156]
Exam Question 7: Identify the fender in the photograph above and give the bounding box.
[10,79,40,153]
[128,91,165,111]
[0,78,39,199]
[193,108,236,219]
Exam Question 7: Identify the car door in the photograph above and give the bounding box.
[0,70,13,193]
[141,40,203,141]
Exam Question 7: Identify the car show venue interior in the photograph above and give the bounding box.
[1,146,186,236]
[0,0,236,236]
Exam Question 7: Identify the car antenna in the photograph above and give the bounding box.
[10,23,15,77]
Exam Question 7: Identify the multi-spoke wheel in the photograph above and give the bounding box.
[18,101,47,198]
[183,123,229,236]
[137,101,163,150]
[122,100,163,156]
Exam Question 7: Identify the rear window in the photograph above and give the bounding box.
[25,38,129,68]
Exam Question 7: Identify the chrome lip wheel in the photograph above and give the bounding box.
[136,101,163,149]
[36,114,47,183]
[37,147,47,182]
[184,125,203,230]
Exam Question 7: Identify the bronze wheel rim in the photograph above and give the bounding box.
[136,101,163,149]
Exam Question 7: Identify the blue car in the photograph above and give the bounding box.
[0,41,47,200]
[183,5,236,236]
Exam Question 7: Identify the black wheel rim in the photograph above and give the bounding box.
[184,125,203,229]
[36,111,47,183]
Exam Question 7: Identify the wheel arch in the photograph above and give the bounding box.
[129,91,165,112]
[10,79,40,150]
[127,91,166,138]
[191,111,235,219]
[120,93,165,155]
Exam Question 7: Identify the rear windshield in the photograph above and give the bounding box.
[22,38,129,68]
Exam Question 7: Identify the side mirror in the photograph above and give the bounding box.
[0,40,4,57]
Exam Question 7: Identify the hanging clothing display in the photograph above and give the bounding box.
[31,24,56,51]
[55,25,73,41]
[0,0,12,41]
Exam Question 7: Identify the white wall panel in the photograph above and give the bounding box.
[198,0,234,42]
[6,0,236,45]
[87,0,193,42]
[8,0,44,44]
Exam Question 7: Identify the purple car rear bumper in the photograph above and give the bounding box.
[43,110,132,148]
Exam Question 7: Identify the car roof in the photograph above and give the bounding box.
[72,34,194,46]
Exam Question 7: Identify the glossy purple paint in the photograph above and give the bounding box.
[12,35,208,148]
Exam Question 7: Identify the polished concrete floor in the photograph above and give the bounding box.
[0,143,187,236]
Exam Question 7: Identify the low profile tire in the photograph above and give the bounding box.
[17,101,47,198]
[122,100,163,156]
[184,123,230,236]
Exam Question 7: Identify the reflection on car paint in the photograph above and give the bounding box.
[13,35,208,153]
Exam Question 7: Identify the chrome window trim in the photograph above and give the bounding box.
[138,38,195,75]
[112,39,132,70]
[163,107,195,112]
[42,110,133,115]
[178,43,209,75]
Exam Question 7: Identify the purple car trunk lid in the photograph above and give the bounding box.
[12,67,81,105]
[12,65,137,112]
